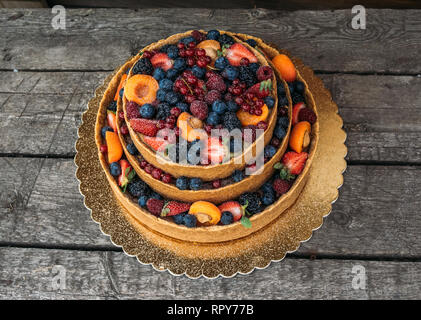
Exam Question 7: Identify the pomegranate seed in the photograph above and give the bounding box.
[235,97,244,105]
[100,145,107,153]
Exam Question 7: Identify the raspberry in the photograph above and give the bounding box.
[298,108,317,124]
[190,100,208,120]
[256,66,273,81]
[204,90,221,105]
[206,75,226,92]
[146,198,164,215]
[272,178,291,195]
[126,101,140,119]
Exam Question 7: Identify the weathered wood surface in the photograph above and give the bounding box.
[1,71,420,162]
[0,247,420,299]
[1,157,420,258]
[0,9,421,73]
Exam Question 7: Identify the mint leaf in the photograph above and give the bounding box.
[241,216,252,228]
[274,162,282,170]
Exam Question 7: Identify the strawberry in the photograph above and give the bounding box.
[282,151,308,175]
[218,201,244,222]
[146,198,165,216]
[107,111,117,132]
[150,53,173,71]
[225,43,258,67]
[247,80,272,98]
[292,102,306,126]
[204,137,227,164]
[142,135,169,152]
[118,159,135,191]
[130,118,158,136]
[161,201,191,217]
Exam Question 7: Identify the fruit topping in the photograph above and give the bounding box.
[161,201,191,217]
[126,142,138,155]
[272,178,291,196]
[239,192,262,215]
[289,121,311,153]
[124,74,159,106]
[101,126,113,138]
[146,198,165,215]
[132,58,154,75]
[218,201,244,222]
[114,74,127,101]
[190,100,208,120]
[176,112,206,142]
[127,178,150,198]
[175,176,188,190]
[150,52,173,71]
[220,211,234,225]
[139,103,156,119]
[292,102,306,126]
[183,214,197,228]
[107,111,117,132]
[105,131,123,163]
[222,112,242,132]
[189,177,203,190]
[130,118,159,136]
[256,66,273,81]
[126,100,141,119]
[225,43,258,67]
[282,151,308,175]
[196,39,221,63]
[189,201,221,226]
[117,159,135,191]
[109,162,121,177]
[236,104,269,126]
[272,54,296,82]
[298,107,317,125]
[141,135,169,152]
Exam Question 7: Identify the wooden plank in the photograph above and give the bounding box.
[0,9,420,73]
[1,157,421,257]
[0,247,420,299]
[1,71,420,162]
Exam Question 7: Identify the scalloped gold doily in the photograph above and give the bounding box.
[75,56,347,279]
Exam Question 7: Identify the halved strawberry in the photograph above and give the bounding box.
[150,53,173,71]
[130,118,158,136]
[218,201,244,222]
[141,135,169,152]
[247,80,272,98]
[292,102,306,126]
[225,43,258,66]
[161,201,191,217]
[282,151,308,175]
[107,111,117,132]
[204,137,227,164]
[118,159,134,189]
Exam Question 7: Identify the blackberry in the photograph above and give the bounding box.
[239,192,262,215]
[219,34,235,46]
[277,116,289,129]
[223,112,242,132]
[227,100,239,112]
[245,39,257,47]
[132,58,153,75]
[127,178,150,198]
[238,66,256,87]
[277,84,286,97]
[291,92,305,105]
[156,102,171,120]
[107,101,117,112]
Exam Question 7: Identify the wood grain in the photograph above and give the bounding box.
[0,9,420,73]
[1,157,420,257]
[1,71,420,162]
[0,247,420,299]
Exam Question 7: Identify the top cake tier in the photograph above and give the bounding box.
[121,30,289,181]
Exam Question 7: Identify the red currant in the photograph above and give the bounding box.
[186,48,195,57]
[212,180,222,189]
[151,168,162,180]
[118,111,124,120]
[100,145,107,153]
[157,120,166,129]
[177,42,185,49]
[270,137,281,148]
[161,173,172,184]
[170,107,181,117]
[187,57,196,66]
[120,124,129,135]
[240,57,249,66]
[145,164,154,174]
[257,121,268,130]
[140,160,148,168]
[188,42,196,49]
[254,108,263,116]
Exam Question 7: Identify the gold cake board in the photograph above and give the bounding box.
[75,56,347,279]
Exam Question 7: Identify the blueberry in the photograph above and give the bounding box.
[107,101,117,112]
[294,81,305,93]
[264,96,275,109]
[181,36,196,46]
[227,100,239,112]
[206,112,221,125]
[274,125,286,140]
[232,170,244,182]
[119,88,124,98]
[175,176,188,190]
[264,145,277,158]
[278,96,288,107]
[176,102,189,113]
[249,63,260,74]
[222,66,239,81]
[214,57,228,70]
[288,82,295,95]
[189,178,202,190]
[277,84,286,97]
[101,126,113,138]
[167,45,179,59]
[139,103,155,119]
[212,100,227,115]
[261,181,274,193]
[262,190,275,205]
[165,91,179,105]
[150,192,163,200]
[126,142,138,155]
[191,65,205,78]
[183,214,197,228]
[173,58,186,70]
[157,89,167,101]
[153,67,166,81]
[173,213,186,225]
[138,195,148,207]
[206,30,220,40]
[277,116,289,129]
[245,39,257,47]
[110,162,121,176]
[220,211,234,225]
[159,78,173,91]
[166,68,179,80]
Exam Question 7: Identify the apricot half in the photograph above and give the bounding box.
[272,54,296,82]
[196,40,221,63]
[236,104,269,127]
[289,121,311,153]
[189,201,221,226]
[124,74,158,106]
[176,112,207,142]
[105,131,123,163]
